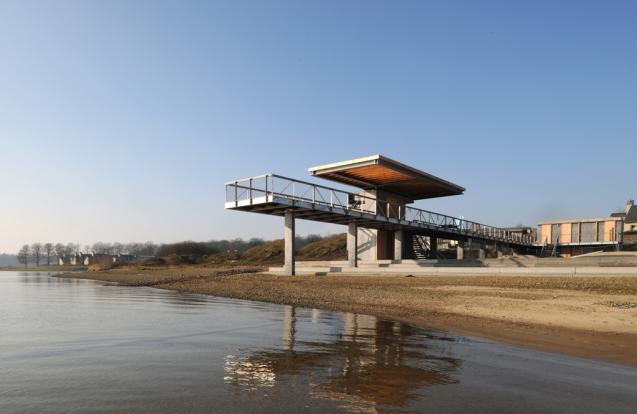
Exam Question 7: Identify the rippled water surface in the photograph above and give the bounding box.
[1,272,637,413]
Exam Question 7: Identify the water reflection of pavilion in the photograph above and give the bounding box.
[224,306,460,413]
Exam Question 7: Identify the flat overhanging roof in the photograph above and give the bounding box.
[308,154,465,200]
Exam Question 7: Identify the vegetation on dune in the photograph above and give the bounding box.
[11,233,345,269]
[297,233,346,260]
[239,240,284,263]
[237,234,346,264]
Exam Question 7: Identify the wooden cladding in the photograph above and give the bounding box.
[538,220,622,244]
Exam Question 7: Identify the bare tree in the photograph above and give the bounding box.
[112,242,124,255]
[65,243,79,257]
[31,243,43,266]
[92,242,114,255]
[44,243,54,266]
[54,243,66,264]
[17,245,30,269]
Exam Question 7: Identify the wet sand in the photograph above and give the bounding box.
[60,266,637,366]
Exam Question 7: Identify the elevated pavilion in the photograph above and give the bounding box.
[225,155,535,275]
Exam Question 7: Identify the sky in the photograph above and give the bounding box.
[1,0,635,253]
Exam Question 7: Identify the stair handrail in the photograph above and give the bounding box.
[551,236,559,257]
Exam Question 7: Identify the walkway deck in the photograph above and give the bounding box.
[225,174,535,248]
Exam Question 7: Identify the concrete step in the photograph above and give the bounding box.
[268,266,637,277]
[294,260,349,266]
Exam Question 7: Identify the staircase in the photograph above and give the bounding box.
[413,235,428,259]
[539,237,560,258]
[551,237,560,257]
[412,235,445,260]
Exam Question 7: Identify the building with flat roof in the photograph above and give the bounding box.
[537,200,633,256]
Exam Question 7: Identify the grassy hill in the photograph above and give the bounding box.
[297,233,346,260]
[238,234,346,264]
[239,240,285,263]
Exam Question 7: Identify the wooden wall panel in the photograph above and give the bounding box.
[561,224,572,244]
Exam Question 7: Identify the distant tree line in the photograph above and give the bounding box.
[15,235,328,267]
[155,235,324,258]
[16,242,158,268]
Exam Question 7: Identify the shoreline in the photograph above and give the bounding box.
[58,266,637,367]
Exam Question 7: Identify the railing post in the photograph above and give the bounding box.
[272,176,275,197]
[265,175,269,202]
[234,181,238,207]
[312,185,316,205]
[249,178,253,205]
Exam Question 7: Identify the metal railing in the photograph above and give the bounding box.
[225,174,535,245]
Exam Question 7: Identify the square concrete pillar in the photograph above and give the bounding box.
[478,245,485,261]
[429,237,438,259]
[457,243,464,260]
[496,244,503,258]
[284,210,295,276]
[394,230,403,261]
[347,222,358,267]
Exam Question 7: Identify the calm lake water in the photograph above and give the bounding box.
[1,272,636,414]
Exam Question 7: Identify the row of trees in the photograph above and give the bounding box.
[17,243,56,268]
[154,235,325,258]
[15,235,329,268]
[16,242,159,268]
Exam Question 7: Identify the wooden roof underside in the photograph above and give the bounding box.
[309,155,465,201]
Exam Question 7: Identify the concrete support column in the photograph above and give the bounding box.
[457,242,464,260]
[284,210,295,276]
[478,244,485,261]
[282,305,296,350]
[496,244,503,258]
[429,237,438,259]
[394,230,403,261]
[347,222,358,268]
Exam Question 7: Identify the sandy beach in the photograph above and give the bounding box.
[58,266,637,366]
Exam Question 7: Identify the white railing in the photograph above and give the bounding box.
[225,174,534,245]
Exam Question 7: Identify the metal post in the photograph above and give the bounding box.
[248,178,253,204]
[284,210,295,276]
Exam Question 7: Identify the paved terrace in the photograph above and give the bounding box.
[225,174,535,247]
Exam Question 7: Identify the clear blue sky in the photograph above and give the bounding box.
[1,0,635,253]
